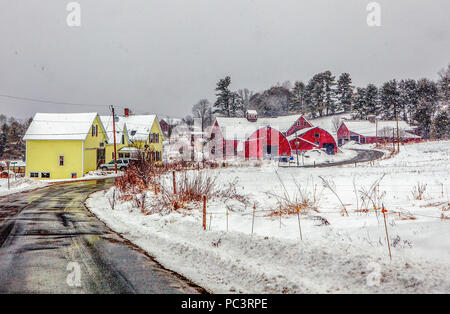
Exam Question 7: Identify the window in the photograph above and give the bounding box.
[303,121,308,126]
[95,125,98,137]
[41,172,50,178]
[30,172,39,178]
[71,173,77,179]
[59,155,64,166]
[314,133,320,139]
[155,133,159,143]
[315,141,320,146]
[122,135,125,145]
[99,142,104,147]
[92,125,98,137]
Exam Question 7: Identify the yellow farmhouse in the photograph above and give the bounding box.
[100,111,164,163]
[24,113,108,180]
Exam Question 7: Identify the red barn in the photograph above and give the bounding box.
[209,111,310,160]
[337,120,421,146]
[288,127,337,155]
[244,126,291,159]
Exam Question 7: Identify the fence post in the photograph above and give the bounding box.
[203,195,207,231]
[251,204,256,235]
[296,206,303,241]
[226,208,229,232]
[382,204,392,261]
[279,206,282,229]
[172,170,177,194]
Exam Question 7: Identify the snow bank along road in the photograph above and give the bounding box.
[0,178,202,293]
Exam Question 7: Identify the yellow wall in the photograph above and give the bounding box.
[26,140,83,180]
[130,119,164,162]
[105,130,129,162]
[83,116,108,174]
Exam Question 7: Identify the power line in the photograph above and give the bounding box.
[0,93,124,109]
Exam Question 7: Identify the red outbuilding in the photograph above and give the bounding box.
[288,127,337,155]
[244,126,292,159]
[337,120,421,146]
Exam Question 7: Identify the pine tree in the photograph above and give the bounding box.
[352,87,367,119]
[365,84,380,116]
[412,78,440,138]
[398,79,418,122]
[322,71,336,115]
[380,79,400,120]
[336,73,354,112]
[290,81,305,113]
[213,76,241,117]
[431,110,450,139]
[438,64,450,105]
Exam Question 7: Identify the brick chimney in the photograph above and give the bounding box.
[124,108,130,117]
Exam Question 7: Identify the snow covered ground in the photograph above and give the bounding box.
[0,177,48,197]
[86,140,450,293]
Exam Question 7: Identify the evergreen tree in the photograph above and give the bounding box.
[365,84,380,116]
[398,79,418,122]
[412,78,440,138]
[380,79,400,120]
[438,64,450,105]
[213,76,241,117]
[336,73,354,112]
[290,81,305,113]
[322,71,336,115]
[352,87,367,119]
[431,110,450,139]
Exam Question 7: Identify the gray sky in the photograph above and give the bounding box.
[0,0,449,120]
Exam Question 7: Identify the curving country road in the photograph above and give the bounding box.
[284,149,384,168]
[0,178,203,294]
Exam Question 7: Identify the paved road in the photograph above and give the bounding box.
[282,149,384,168]
[0,178,203,294]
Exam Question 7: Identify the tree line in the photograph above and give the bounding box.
[190,63,449,139]
[0,115,32,160]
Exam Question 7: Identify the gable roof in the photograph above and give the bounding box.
[103,115,161,142]
[342,120,418,137]
[24,112,104,141]
[213,114,305,141]
[100,115,129,144]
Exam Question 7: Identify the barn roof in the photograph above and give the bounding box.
[286,127,318,141]
[214,114,305,141]
[24,112,104,141]
[342,120,420,138]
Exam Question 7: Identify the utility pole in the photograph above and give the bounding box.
[7,161,10,190]
[110,106,118,174]
[396,112,400,153]
[392,128,395,153]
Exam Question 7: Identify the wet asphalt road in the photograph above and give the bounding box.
[283,149,384,168]
[0,178,202,294]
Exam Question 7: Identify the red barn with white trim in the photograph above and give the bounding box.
[337,120,421,146]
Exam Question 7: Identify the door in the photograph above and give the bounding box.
[323,143,335,155]
[97,148,106,168]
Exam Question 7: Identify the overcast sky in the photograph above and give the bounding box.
[0,0,449,120]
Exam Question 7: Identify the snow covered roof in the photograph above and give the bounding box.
[100,116,128,144]
[343,120,417,138]
[101,115,159,142]
[24,113,103,141]
[286,127,317,141]
[214,114,304,141]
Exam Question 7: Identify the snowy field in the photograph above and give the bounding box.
[86,140,450,293]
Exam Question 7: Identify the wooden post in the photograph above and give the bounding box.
[296,206,303,241]
[226,208,229,232]
[382,205,392,261]
[172,171,177,194]
[392,128,395,153]
[7,161,10,190]
[279,206,282,229]
[209,215,212,231]
[203,195,207,231]
[251,204,256,235]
